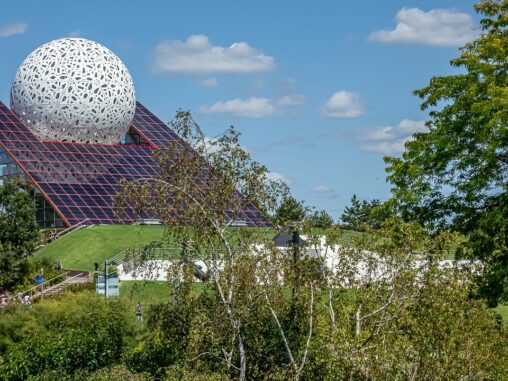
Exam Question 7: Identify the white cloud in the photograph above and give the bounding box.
[196,136,250,157]
[197,136,220,154]
[397,119,427,134]
[200,93,306,118]
[200,97,275,118]
[153,34,274,74]
[369,8,477,47]
[360,140,408,154]
[361,126,396,141]
[200,78,219,88]
[0,22,28,37]
[313,185,332,194]
[277,94,306,107]
[321,90,366,118]
[312,185,338,198]
[266,171,290,185]
[359,119,427,154]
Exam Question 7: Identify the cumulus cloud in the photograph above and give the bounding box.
[266,171,290,185]
[369,8,477,47]
[0,22,28,37]
[196,136,250,157]
[200,93,306,118]
[153,34,274,74]
[359,119,427,154]
[321,90,366,118]
[200,97,275,118]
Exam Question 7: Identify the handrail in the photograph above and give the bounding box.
[58,272,84,285]
[6,271,70,303]
[55,218,90,239]
[30,272,87,300]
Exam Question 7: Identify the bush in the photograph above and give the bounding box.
[0,292,134,380]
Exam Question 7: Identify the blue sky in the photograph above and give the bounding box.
[0,0,480,218]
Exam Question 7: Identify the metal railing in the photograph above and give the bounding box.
[6,271,69,303]
[4,271,92,305]
[55,218,91,240]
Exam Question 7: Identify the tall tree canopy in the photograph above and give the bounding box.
[385,0,508,304]
[341,195,394,231]
[273,196,308,226]
[0,180,39,259]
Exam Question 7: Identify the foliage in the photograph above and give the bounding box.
[0,292,135,380]
[0,180,39,260]
[84,365,149,381]
[0,180,39,292]
[306,209,334,229]
[116,111,508,379]
[7,256,63,296]
[117,111,288,380]
[117,220,508,380]
[0,245,28,292]
[272,196,308,226]
[384,0,508,304]
[341,194,394,231]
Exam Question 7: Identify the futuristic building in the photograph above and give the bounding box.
[0,38,268,228]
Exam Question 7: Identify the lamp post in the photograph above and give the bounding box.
[104,260,108,299]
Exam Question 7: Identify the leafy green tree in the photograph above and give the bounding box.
[0,180,39,259]
[341,195,393,231]
[306,209,334,229]
[384,0,508,304]
[117,111,508,380]
[0,180,40,292]
[0,244,28,291]
[272,196,308,226]
[117,111,289,380]
[0,292,134,380]
[340,194,367,230]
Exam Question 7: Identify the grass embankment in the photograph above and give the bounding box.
[494,304,508,326]
[32,225,364,273]
[33,225,166,271]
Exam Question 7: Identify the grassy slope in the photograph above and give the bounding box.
[494,304,508,326]
[33,226,363,271]
[31,224,457,272]
[33,225,166,271]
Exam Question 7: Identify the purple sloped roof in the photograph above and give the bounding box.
[0,101,270,227]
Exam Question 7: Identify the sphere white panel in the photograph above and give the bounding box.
[10,38,136,144]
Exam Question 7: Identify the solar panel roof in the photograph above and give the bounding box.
[0,101,270,227]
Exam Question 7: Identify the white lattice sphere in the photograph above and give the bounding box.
[10,38,136,144]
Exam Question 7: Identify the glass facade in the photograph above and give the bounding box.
[0,146,63,227]
[0,101,271,228]
[0,146,24,185]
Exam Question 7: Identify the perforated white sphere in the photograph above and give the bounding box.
[10,38,136,144]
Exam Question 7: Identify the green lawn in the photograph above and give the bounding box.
[118,281,206,314]
[494,304,508,327]
[120,280,171,306]
[32,225,166,271]
[33,225,368,273]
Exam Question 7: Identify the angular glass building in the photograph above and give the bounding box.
[0,38,269,228]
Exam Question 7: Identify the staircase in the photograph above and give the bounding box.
[6,271,92,304]
[33,271,91,299]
